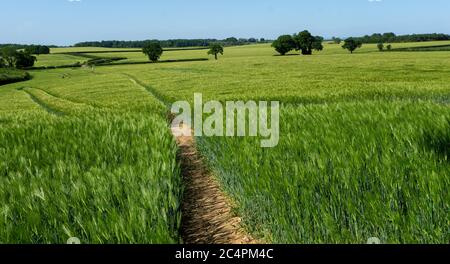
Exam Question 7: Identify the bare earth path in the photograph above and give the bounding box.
[172,125,257,244]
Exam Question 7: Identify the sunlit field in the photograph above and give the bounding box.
[1,41,449,243]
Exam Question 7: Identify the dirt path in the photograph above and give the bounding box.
[172,125,257,244]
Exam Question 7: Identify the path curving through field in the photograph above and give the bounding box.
[172,124,257,244]
[129,74,257,244]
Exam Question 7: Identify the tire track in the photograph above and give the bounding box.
[23,89,65,116]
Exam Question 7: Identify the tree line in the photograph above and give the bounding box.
[74,38,269,49]
[24,45,50,55]
[352,33,450,44]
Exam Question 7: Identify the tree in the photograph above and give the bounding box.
[342,38,363,54]
[38,46,50,55]
[208,44,224,60]
[1,47,17,67]
[377,43,384,51]
[386,44,392,51]
[14,51,36,69]
[382,32,396,42]
[0,47,36,68]
[293,30,324,55]
[225,37,238,44]
[271,35,296,55]
[332,37,342,44]
[142,42,163,62]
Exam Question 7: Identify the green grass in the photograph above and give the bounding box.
[1,40,450,244]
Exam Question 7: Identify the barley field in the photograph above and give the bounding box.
[0,42,449,243]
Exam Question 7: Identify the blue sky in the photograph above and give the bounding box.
[1,0,449,45]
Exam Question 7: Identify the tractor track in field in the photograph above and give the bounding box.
[22,88,65,116]
[172,125,257,244]
[127,75,257,244]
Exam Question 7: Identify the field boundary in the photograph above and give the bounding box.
[388,44,450,52]
[26,58,209,71]
[57,47,210,54]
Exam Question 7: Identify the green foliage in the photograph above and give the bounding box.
[342,38,363,53]
[74,37,266,49]
[377,43,384,51]
[293,30,324,55]
[207,44,224,60]
[0,47,37,69]
[142,42,163,62]
[271,35,296,55]
[387,44,392,51]
[25,45,51,55]
[14,51,37,69]
[0,47,17,67]
[332,37,342,44]
[355,33,450,43]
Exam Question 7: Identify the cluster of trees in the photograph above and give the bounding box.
[0,47,37,69]
[24,45,50,55]
[76,38,268,49]
[330,37,342,44]
[272,31,323,55]
[377,43,392,51]
[354,33,450,44]
[142,42,224,62]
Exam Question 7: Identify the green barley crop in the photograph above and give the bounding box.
[1,41,450,244]
[197,101,450,243]
[0,112,181,243]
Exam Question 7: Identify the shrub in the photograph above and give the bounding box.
[377,43,384,51]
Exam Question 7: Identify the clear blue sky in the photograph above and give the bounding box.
[1,0,449,46]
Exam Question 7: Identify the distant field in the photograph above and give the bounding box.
[44,41,450,68]
[1,41,449,243]
[95,49,210,63]
[34,54,85,67]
